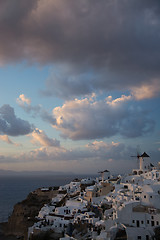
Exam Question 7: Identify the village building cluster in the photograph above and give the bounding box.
[28,153,160,240]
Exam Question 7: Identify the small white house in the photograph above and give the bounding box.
[38,204,55,219]
[59,181,81,195]
[140,184,160,209]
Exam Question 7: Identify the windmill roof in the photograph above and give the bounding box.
[141,152,150,158]
[98,169,109,173]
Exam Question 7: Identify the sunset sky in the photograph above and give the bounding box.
[0,0,160,174]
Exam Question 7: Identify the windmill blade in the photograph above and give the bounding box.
[137,145,142,157]
[131,146,142,169]
[131,155,140,158]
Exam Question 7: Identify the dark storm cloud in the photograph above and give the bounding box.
[0,104,34,136]
[1,0,160,95]
[0,0,38,62]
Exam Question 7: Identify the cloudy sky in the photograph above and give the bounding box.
[0,0,160,174]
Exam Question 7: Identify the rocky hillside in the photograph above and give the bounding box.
[3,188,58,240]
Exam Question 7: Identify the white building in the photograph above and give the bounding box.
[59,181,81,195]
[28,152,160,240]
[54,199,87,217]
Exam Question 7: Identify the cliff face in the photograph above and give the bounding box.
[4,188,58,240]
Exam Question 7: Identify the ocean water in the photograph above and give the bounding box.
[0,174,93,222]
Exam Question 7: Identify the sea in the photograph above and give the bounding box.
[0,174,96,223]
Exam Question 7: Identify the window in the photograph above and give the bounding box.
[157,221,159,226]
[146,235,149,240]
[150,195,152,198]
[137,236,141,239]
[147,220,149,224]
[144,195,146,198]
[132,220,135,223]
[151,221,154,227]
[141,220,144,224]
[151,216,154,219]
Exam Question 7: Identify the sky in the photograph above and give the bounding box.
[0,0,160,174]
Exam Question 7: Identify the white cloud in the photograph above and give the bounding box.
[0,140,159,174]
[17,94,41,115]
[0,135,21,146]
[17,94,56,124]
[30,128,60,147]
[28,140,124,162]
[52,96,154,140]
[106,95,132,106]
[86,141,120,151]
[16,94,31,106]
[131,80,160,100]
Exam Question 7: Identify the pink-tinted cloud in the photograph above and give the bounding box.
[0,135,21,146]
[131,80,160,100]
[0,139,159,174]
[52,96,154,140]
[106,95,132,106]
[30,128,60,147]
[16,94,31,106]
